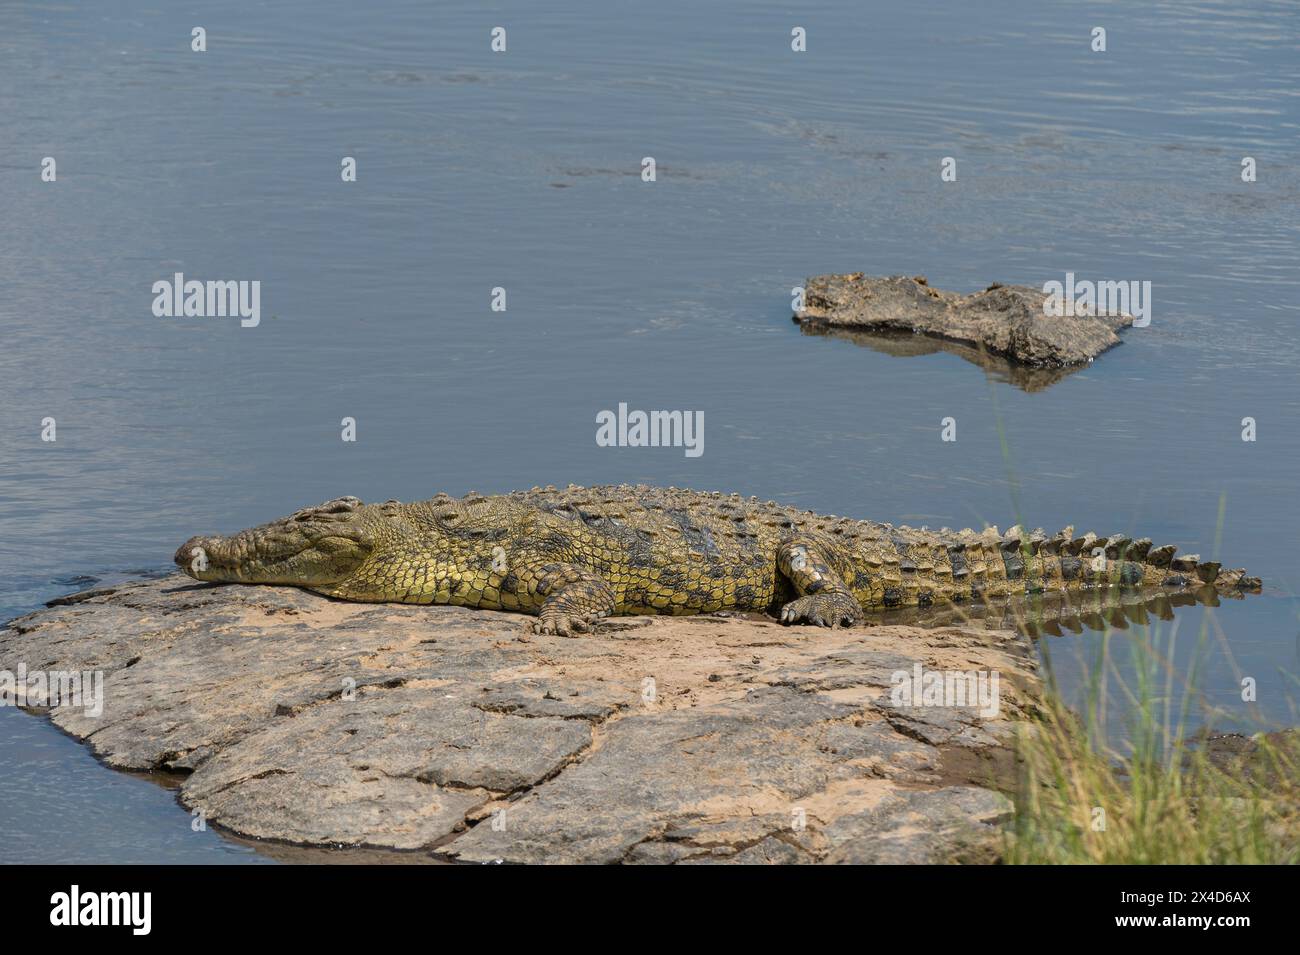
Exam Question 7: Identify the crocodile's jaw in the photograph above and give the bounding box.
[174,531,370,586]
[174,496,374,587]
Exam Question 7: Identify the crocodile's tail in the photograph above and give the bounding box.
[985,524,1260,594]
[846,522,1261,609]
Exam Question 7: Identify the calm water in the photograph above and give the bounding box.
[2,0,1298,862]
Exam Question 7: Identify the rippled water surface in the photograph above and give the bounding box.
[2,0,1298,862]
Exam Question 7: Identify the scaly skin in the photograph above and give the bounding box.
[174,484,1261,636]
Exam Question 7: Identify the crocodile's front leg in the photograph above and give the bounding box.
[519,562,616,637]
[776,538,865,628]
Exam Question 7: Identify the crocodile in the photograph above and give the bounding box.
[174,485,1261,636]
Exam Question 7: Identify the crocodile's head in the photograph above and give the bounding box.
[174,497,377,588]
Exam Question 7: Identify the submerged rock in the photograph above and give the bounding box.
[795,273,1133,374]
[0,576,1040,864]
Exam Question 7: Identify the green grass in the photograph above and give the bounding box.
[1004,624,1300,864]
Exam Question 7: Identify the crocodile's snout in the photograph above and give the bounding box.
[172,501,374,588]
[175,536,206,569]
[175,532,261,580]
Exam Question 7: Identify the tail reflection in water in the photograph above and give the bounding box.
[863,585,1234,638]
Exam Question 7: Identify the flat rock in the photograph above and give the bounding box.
[1,576,1040,863]
[795,273,1133,374]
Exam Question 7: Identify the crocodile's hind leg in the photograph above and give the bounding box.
[522,562,616,637]
[776,538,865,628]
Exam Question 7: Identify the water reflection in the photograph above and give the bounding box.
[797,322,1094,393]
[862,584,1235,637]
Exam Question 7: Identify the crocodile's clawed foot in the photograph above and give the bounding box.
[779,592,864,628]
[532,610,602,638]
